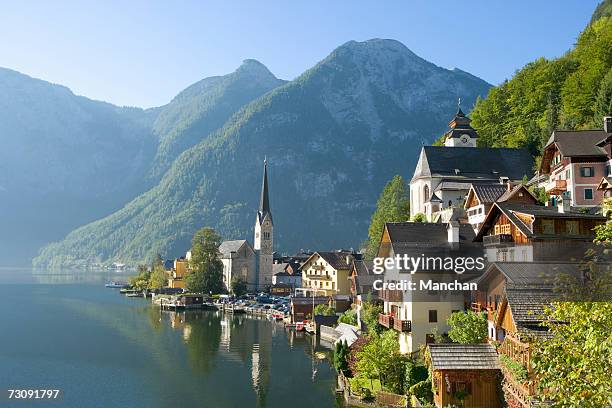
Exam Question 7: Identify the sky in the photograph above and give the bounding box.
[0,0,601,108]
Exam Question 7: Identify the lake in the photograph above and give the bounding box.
[0,269,342,408]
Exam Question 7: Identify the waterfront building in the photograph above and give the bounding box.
[167,257,189,289]
[253,158,274,291]
[298,251,356,297]
[410,108,533,221]
[219,240,257,292]
[377,221,485,355]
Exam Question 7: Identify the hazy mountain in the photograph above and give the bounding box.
[34,39,491,268]
[0,61,284,265]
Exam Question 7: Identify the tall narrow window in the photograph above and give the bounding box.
[423,185,429,201]
[428,310,437,323]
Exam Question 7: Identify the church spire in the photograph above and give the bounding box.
[258,158,272,223]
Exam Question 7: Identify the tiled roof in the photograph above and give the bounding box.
[497,184,537,203]
[545,130,608,157]
[218,240,250,257]
[412,146,533,182]
[472,183,507,204]
[317,252,354,270]
[429,344,500,371]
[506,287,558,324]
[481,262,582,287]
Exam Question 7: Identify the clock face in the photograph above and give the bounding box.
[460,134,470,144]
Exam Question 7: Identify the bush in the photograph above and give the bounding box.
[314,304,335,316]
[412,213,427,222]
[499,354,528,382]
[409,379,433,404]
[338,308,358,325]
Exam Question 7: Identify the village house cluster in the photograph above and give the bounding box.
[157,110,612,408]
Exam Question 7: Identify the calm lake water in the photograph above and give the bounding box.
[0,269,342,408]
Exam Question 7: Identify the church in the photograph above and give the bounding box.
[219,159,274,293]
[410,107,533,222]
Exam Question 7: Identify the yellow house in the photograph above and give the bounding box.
[168,258,189,289]
[299,251,354,296]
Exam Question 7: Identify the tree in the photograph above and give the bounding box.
[230,276,247,297]
[148,266,168,289]
[356,330,401,389]
[447,311,488,344]
[365,175,410,259]
[338,308,358,325]
[595,198,612,243]
[334,340,350,376]
[314,304,335,316]
[187,227,225,294]
[129,264,151,291]
[361,298,384,334]
[411,213,426,223]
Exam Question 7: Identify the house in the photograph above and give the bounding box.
[349,259,378,305]
[427,344,501,408]
[298,251,356,296]
[290,296,330,322]
[167,257,189,289]
[540,124,611,208]
[272,262,302,287]
[464,183,538,232]
[377,221,486,354]
[595,117,612,200]
[410,108,533,221]
[474,201,606,262]
[219,239,257,292]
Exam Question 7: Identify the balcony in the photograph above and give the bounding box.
[379,288,403,302]
[393,319,411,332]
[545,179,567,195]
[378,313,394,328]
[483,234,513,247]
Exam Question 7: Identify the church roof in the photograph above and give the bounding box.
[257,158,273,224]
[219,240,252,257]
[412,146,533,182]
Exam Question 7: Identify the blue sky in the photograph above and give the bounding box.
[0,0,600,108]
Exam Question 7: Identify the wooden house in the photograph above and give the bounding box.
[428,344,502,408]
[474,201,605,262]
[348,259,378,305]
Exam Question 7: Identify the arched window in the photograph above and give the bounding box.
[423,185,430,201]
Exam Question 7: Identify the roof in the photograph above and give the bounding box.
[352,260,377,294]
[545,130,608,157]
[496,184,537,203]
[273,263,289,274]
[474,202,606,241]
[412,146,534,182]
[218,240,251,257]
[384,222,482,255]
[428,344,500,371]
[303,251,354,270]
[257,158,273,225]
[477,262,583,288]
[597,176,612,190]
[470,183,508,205]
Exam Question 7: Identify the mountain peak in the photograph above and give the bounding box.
[235,59,277,79]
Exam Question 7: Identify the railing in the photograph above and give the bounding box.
[379,313,394,328]
[483,234,513,247]
[393,319,411,332]
[379,288,403,302]
[500,334,532,374]
[545,179,567,195]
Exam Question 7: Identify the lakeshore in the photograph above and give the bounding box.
[0,269,341,408]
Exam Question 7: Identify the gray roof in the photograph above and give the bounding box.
[384,222,482,255]
[429,344,500,371]
[352,260,377,295]
[316,252,354,270]
[218,240,250,257]
[482,262,583,287]
[471,183,508,204]
[545,130,608,157]
[497,184,537,203]
[412,146,533,182]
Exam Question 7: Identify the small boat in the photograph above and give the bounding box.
[126,292,144,298]
[105,281,129,288]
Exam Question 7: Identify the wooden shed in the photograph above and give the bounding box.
[428,344,502,408]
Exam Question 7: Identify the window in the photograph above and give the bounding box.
[423,185,429,201]
[428,310,437,323]
[541,219,555,234]
[584,188,594,200]
[607,165,611,176]
[425,334,436,344]
[566,169,571,179]
[566,220,579,235]
[580,167,594,177]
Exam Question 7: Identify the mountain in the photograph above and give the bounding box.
[470,3,611,156]
[0,68,158,262]
[149,59,285,179]
[34,39,491,269]
[0,61,284,265]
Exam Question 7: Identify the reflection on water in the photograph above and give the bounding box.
[0,270,342,408]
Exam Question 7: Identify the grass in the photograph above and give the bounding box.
[349,377,382,396]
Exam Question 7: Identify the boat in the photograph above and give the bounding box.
[105,281,129,288]
[126,292,144,298]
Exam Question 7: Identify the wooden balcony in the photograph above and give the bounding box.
[379,288,403,302]
[378,313,394,328]
[393,319,411,332]
[499,334,537,407]
[545,179,567,195]
[483,234,513,247]
[500,334,532,371]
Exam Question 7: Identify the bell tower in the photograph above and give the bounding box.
[254,158,273,290]
[444,100,479,147]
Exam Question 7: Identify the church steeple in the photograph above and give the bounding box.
[444,99,479,147]
[258,158,272,223]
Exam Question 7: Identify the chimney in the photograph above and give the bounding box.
[605,116,612,134]
[346,255,352,266]
[447,221,460,244]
